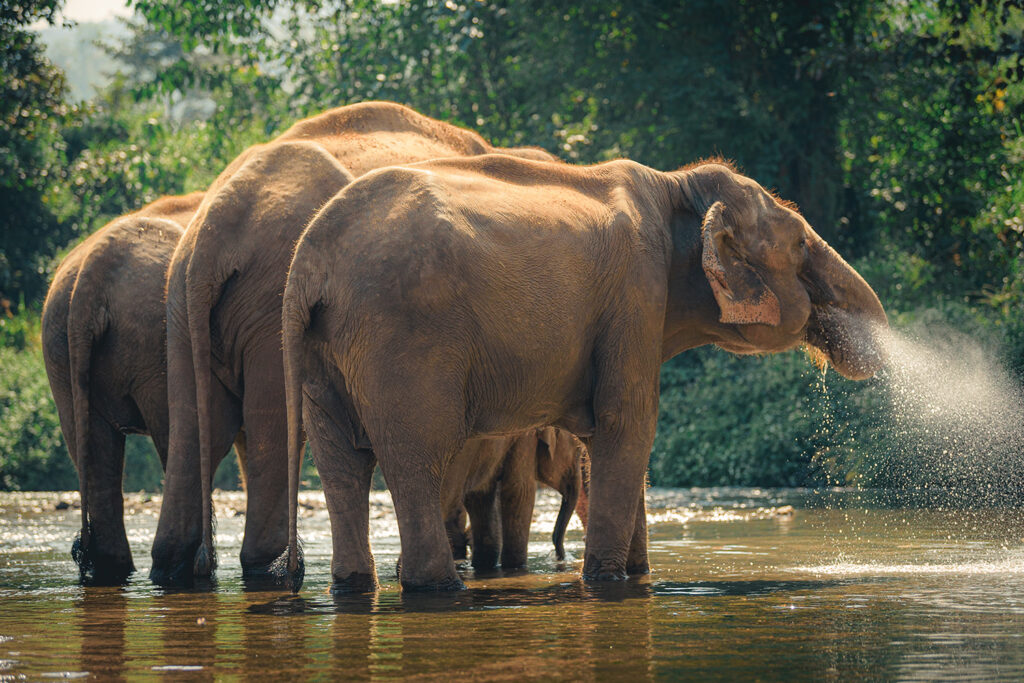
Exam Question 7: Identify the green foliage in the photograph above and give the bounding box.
[0,1,73,306]
[0,303,42,351]
[0,346,77,490]
[2,0,1024,490]
[837,1,1024,296]
[651,348,825,487]
[123,434,164,492]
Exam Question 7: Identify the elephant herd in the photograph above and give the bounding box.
[42,101,887,592]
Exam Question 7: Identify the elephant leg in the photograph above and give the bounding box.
[626,492,649,575]
[303,384,378,593]
[151,324,241,586]
[581,369,658,582]
[445,505,469,563]
[234,429,248,493]
[134,380,170,470]
[78,414,132,585]
[464,487,500,570]
[385,458,464,591]
[371,421,464,591]
[499,438,537,570]
[238,344,291,578]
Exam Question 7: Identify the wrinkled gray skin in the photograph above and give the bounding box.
[445,428,589,570]
[41,193,220,584]
[152,101,557,587]
[281,157,888,592]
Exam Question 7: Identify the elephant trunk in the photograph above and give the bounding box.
[803,239,888,380]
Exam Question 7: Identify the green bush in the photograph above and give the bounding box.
[0,346,77,490]
[0,343,248,492]
[650,345,883,488]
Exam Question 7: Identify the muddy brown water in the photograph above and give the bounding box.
[2,488,1024,680]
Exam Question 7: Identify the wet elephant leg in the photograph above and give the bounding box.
[626,490,650,575]
[79,414,132,585]
[464,486,500,570]
[303,387,377,592]
[238,343,290,578]
[372,422,464,591]
[499,438,537,570]
[445,506,469,563]
[151,324,241,586]
[134,379,170,470]
[357,367,466,591]
[581,372,658,582]
[234,429,248,492]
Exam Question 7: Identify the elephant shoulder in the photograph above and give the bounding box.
[244,140,354,186]
[133,191,204,228]
[326,167,467,308]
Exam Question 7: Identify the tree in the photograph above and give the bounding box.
[0,1,73,307]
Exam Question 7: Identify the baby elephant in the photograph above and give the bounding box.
[42,193,201,584]
[445,428,589,570]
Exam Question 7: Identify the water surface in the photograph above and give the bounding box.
[2,488,1024,680]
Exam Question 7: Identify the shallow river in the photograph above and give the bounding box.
[2,488,1024,680]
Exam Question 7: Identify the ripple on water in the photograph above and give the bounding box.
[4,489,1024,680]
[793,557,1024,577]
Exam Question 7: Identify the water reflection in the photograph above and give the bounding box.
[77,587,128,679]
[3,488,1024,679]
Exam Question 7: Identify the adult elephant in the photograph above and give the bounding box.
[446,428,588,571]
[41,192,204,584]
[280,157,888,591]
[152,101,557,586]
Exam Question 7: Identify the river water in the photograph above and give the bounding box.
[2,487,1024,680]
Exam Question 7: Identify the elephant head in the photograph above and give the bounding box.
[676,163,887,379]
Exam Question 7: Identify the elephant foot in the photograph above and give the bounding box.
[470,547,499,571]
[238,560,299,591]
[400,575,466,592]
[150,566,209,588]
[72,536,135,586]
[397,551,465,591]
[500,555,528,571]
[581,555,628,581]
[626,559,651,576]
[330,572,379,594]
[150,538,204,588]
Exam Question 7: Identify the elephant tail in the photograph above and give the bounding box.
[274,268,317,593]
[184,257,220,579]
[66,272,105,579]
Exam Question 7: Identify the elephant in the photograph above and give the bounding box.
[445,427,589,571]
[279,156,888,591]
[41,192,204,583]
[151,101,558,586]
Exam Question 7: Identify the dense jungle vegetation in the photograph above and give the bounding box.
[2,0,1022,492]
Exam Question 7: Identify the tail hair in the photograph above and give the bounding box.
[270,536,305,592]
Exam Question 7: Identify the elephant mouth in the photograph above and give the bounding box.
[804,305,886,380]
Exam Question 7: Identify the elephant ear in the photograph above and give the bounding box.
[701,201,781,326]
